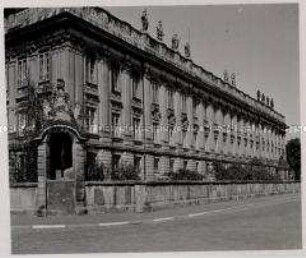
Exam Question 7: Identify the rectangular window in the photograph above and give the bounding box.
[153,123,159,143]
[183,160,188,170]
[39,52,51,81]
[85,107,96,133]
[18,112,27,132]
[85,57,95,83]
[182,129,187,148]
[195,161,199,173]
[154,157,159,173]
[182,94,187,113]
[168,126,174,144]
[169,159,174,173]
[193,131,198,147]
[193,98,197,116]
[132,74,140,99]
[18,59,28,86]
[134,156,141,172]
[112,154,121,170]
[111,62,119,93]
[167,89,174,109]
[133,118,141,140]
[112,113,120,138]
[152,82,159,104]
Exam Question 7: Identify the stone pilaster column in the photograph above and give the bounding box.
[186,96,193,149]
[223,112,231,155]
[215,108,223,154]
[143,74,153,141]
[160,85,168,143]
[51,49,60,85]
[120,65,132,137]
[58,47,74,100]
[206,104,215,152]
[244,120,250,157]
[36,139,48,215]
[8,61,17,130]
[231,114,238,156]
[198,102,205,150]
[97,58,111,138]
[173,90,181,146]
[74,51,84,106]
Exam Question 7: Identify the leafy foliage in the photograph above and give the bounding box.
[286,138,301,180]
[111,164,141,181]
[86,161,105,181]
[213,159,281,181]
[9,144,38,183]
[165,169,204,181]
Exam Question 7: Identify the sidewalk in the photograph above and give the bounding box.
[11,193,299,228]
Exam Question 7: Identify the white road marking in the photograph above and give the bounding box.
[98,221,130,227]
[12,196,297,230]
[152,217,175,222]
[32,224,66,229]
[187,197,297,218]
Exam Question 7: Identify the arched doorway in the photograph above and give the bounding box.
[36,125,86,215]
[48,133,73,180]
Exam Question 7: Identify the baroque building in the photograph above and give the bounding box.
[5,7,288,188]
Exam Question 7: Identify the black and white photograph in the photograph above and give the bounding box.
[2,1,303,255]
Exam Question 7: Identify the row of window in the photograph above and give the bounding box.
[17,53,51,86]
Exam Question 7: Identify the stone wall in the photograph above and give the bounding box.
[85,181,300,213]
[10,183,38,214]
[10,181,300,214]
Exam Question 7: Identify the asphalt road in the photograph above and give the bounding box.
[11,195,302,254]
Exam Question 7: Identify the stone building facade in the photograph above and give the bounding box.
[5,7,288,186]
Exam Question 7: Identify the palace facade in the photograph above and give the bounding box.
[5,7,288,186]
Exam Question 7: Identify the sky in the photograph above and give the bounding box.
[103,4,299,138]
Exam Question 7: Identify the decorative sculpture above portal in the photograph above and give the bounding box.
[141,9,149,32]
[171,33,180,51]
[156,20,164,41]
[184,42,191,58]
[43,79,75,122]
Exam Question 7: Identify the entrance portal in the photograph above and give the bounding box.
[48,133,73,180]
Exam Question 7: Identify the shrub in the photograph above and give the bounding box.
[86,161,104,181]
[213,159,281,181]
[111,164,141,181]
[165,169,204,181]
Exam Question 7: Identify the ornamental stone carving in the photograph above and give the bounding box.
[231,73,236,86]
[42,79,75,123]
[141,9,149,32]
[171,34,180,51]
[223,70,229,82]
[184,42,191,58]
[156,20,164,41]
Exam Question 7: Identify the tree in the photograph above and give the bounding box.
[286,138,301,180]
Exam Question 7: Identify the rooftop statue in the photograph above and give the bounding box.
[270,98,274,109]
[261,93,265,103]
[257,89,261,101]
[184,42,191,58]
[171,33,180,51]
[156,20,164,41]
[231,73,236,86]
[141,9,149,32]
[223,70,229,82]
[266,96,270,107]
